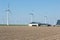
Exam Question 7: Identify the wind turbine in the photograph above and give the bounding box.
[44,16,47,24]
[29,10,34,23]
[29,13,34,23]
[5,3,11,26]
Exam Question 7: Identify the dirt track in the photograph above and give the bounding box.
[0,26,60,40]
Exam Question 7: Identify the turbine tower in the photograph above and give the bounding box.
[44,16,47,24]
[5,3,11,26]
[30,13,34,23]
[29,10,34,23]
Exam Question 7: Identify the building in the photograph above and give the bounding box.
[56,20,60,25]
[55,20,60,27]
[28,22,51,27]
[28,22,39,27]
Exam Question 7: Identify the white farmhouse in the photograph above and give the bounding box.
[28,22,51,27]
[28,22,39,27]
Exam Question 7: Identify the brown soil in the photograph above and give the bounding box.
[0,26,60,40]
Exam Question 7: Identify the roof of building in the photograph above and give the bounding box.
[29,22,51,25]
[30,22,40,24]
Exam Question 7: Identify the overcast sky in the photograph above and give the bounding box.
[0,0,60,25]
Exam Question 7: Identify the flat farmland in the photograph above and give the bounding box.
[0,26,60,40]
